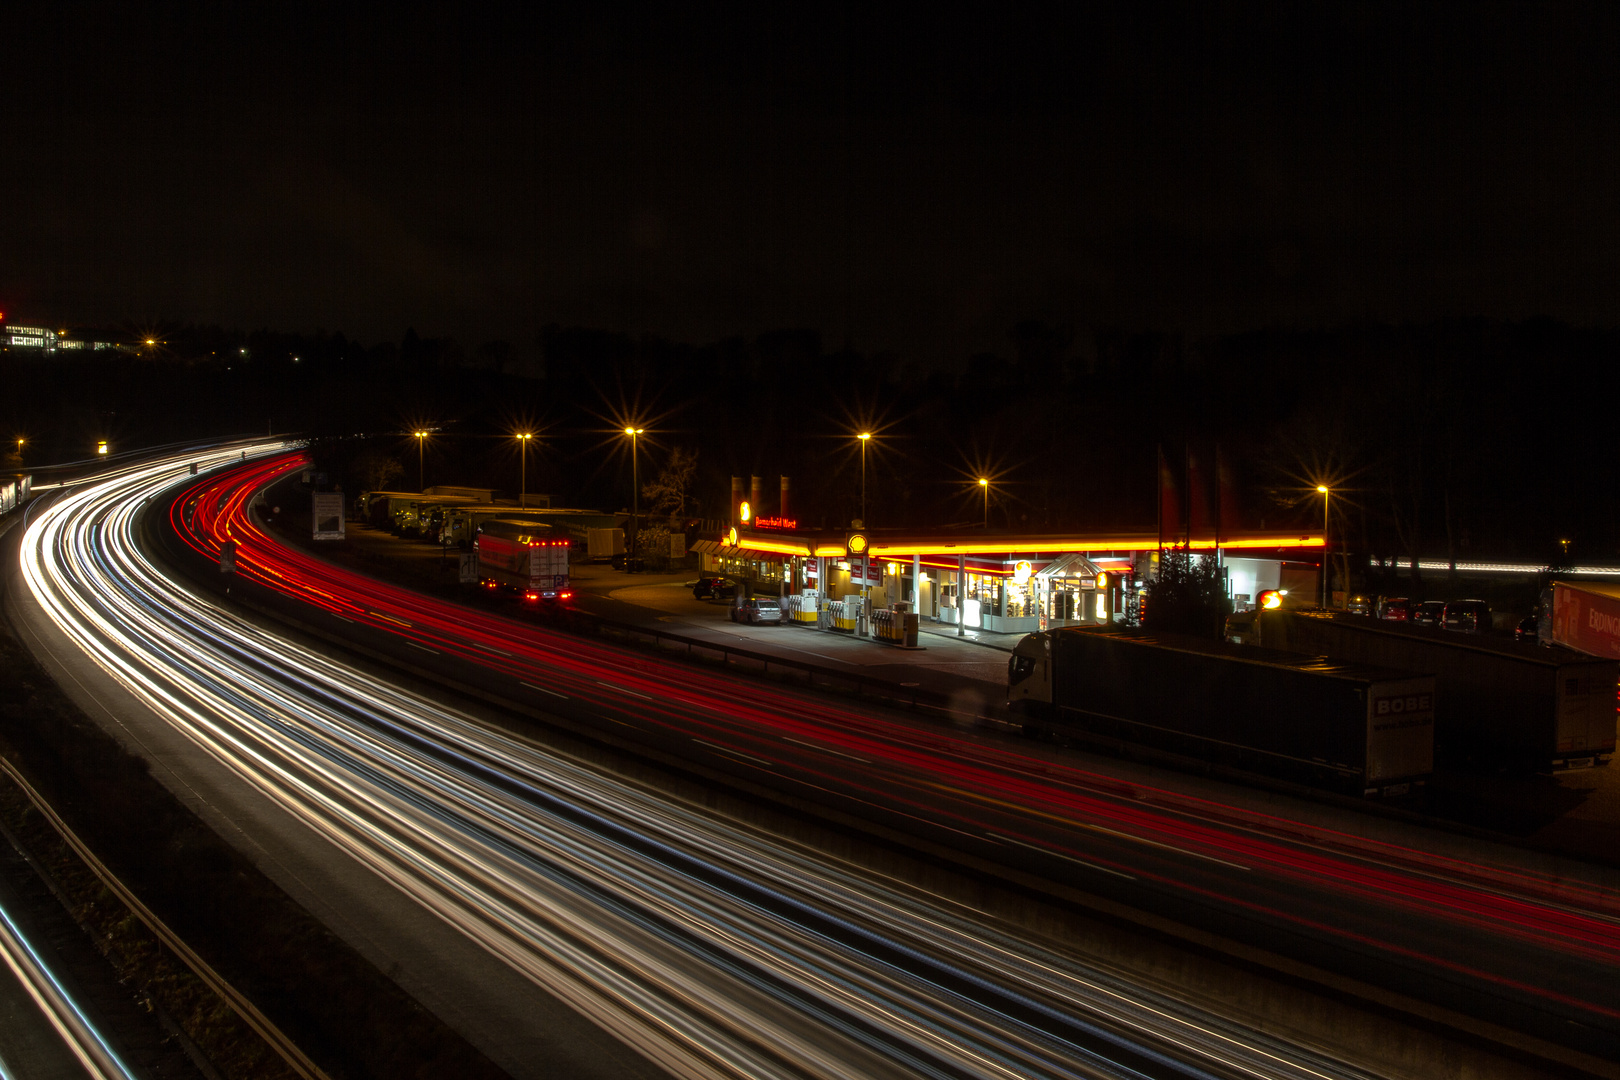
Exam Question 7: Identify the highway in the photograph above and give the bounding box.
[12,445,1429,1079]
[175,452,1620,1070]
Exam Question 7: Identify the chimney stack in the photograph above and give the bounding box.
[750,475,763,521]
[779,475,790,519]
[731,476,744,526]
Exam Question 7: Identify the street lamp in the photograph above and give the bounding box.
[979,477,989,529]
[516,433,533,508]
[624,427,645,569]
[857,432,871,526]
[414,431,428,490]
[1317,484,1330,609]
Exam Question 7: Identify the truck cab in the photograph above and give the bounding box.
[1008,632,1054,716]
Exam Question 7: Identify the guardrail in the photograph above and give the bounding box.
[0,759,330,1080]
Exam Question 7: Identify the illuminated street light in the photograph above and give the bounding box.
[516,433,533,509]
[1317,485,1330,609]
[856,432,874,631]
[857,433,871,527]
[979,477,990,530]
[414,431,429,490]
[624,427,645,570]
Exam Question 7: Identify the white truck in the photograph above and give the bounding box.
[475,519,572,603]
[586,527,625,563]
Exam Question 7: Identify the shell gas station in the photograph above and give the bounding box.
[689,475,1325,642]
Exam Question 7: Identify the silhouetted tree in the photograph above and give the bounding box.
[1145,545,1231,638]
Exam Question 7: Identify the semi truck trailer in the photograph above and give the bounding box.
[475,519,572,603]
[1250,609,1616,771]
[1009,627,1434,797]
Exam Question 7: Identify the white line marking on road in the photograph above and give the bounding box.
[597,681,653,700]
[986,834,1136,879]
[694,739,769,765]
[782,737,870,764]
[521,682,568,698]
[1081,823,1250,871]
[405,641,438,654]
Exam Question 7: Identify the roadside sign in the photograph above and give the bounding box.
[311,491,346,540]
[219,540,237,573]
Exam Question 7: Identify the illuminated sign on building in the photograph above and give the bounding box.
[847,533,868,556]
[754,516,797,530]
[739,501,751,523]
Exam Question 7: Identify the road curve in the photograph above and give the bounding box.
[12,456,1418,1078]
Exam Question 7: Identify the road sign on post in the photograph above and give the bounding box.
[219,540,237,574]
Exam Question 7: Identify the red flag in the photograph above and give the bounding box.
[1186,448,1213,541]
[1157,446,1181,546]
[1216,445,1239,542]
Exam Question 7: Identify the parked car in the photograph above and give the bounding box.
[693,576,737,600]
[1514,614,1541,644]
[1379,597,1411,621]
[1441,599,1492,634]
[1410,600,1446,627]
[1346,594,1373,616]
[731,596,783,625]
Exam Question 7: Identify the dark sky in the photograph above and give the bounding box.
[4,2,1618,361]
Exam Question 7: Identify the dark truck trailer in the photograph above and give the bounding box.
[1252,610,1616,771]
[1009,627,1434,797]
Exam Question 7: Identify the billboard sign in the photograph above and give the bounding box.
[311,491,346,540]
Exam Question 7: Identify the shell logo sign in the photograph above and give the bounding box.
[739,501,751,523]
[847,533,868,556]
[727,526,738,547]
[1013,560,1033,584]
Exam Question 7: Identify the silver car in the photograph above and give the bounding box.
[732,596,783,625]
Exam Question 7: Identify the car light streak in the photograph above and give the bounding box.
[12,445,1402,1079]
[159,452,1620,1058]
[0,898,137,1080]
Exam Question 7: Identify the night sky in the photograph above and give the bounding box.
[4,2,1618,361]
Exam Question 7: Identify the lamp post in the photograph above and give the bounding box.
[517,433,533,508]
[1317,484,1330,609]
[414,431,428,490]
[857,432,871,526]
[979,477,989,529]
[625,427,644,569]
[856,433,873,633]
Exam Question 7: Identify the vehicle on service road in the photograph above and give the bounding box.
[1009,627,1434,797]
[693,576,736,601]
[1410,600,1446,627]
[1379,597,1411,621]
[731,596,783,625]
[1441,599,1492,634]
[1246,608,1616,771]
[474,519,572,603]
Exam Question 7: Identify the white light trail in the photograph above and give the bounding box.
[18,445,1379,1080]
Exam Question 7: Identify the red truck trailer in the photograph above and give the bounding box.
[1550,581,1620,659]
